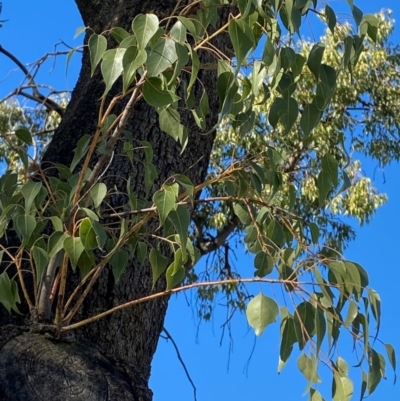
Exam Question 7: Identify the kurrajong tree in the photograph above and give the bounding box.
[0,1,397,401]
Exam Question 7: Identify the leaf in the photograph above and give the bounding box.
[123,47,147,93]
[317,170,333,207]
[21,182,42,213]
[88,33,107,76]
[166,248,185,290]
[79,218,98,251]
[32,246,49,284]
[63,236,85,270]
[48,232,68,258]
[77,250,95,279]
[325,5,337,34]
[332,373,353,401]
[149,248,168,286]
[110,27,130,43]
[170,20,187,43]
[279,314,297,372]
[168,206,190,262]
[146,38,178,77]
[70,134,91,172]
[307,43,325,80]
[254,251,274,277]
[92,220,107,250]
[384,344,397,383]
[368,348,382,395]
[173,174,194,199]
[14,215,36,245]
[228,19,255,68]
[159,107,185,141]
[109,249,129,284]
[132,13,159,50]
[15,128,33,145]
[297,354,321,384]
[233,202,251,225]
[315,307,326,356]
[0,272,21,314]
[246,293,279,336]
[294,301,316,349]
[153,187,177,225]
[90,183,107,209]
[300,103,322,137]
[322,154,338,187]
[101,48,126,96]
[344,300,358,327]
[143,77,179,107]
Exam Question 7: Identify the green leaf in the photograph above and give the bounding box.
[132,13,159,50]
[384,343,397,382]
[297,354,321,384]
[137,241,147,264]
[110,27,130,44]
[144,162,158,196]
[88,33,107,76]
[170,20,187,43]
[143,77,180,107]
[278,313,297,372]
[77,250,95,279]
[315,307,326,356]
[101,48,126,96]
[300,103,322,137]
[90,183,107,209]
[233,202,251,225]
[21,182,42,213]
[123,47,147,93]
[322,154,338,187]
[159,107,185,141]
[79,218,98,250]
[246,293,279,336]
[228,19,255,68]
[70,134,91,172]
[173,174,194,199]
[325,5,337,34]
[146,38,178,77]
[109,249,129,284]
[14,215,36,245]
[0,272,21,314]
[15,128,33,145]
[149,248,168,286]
[332,373,353,401]
[317,170,333,207]
[254,251,274,277]
[168,205,190,262]
[32,246,49,284]
[166,248,185,290]
[92,220,107,250]
[153,187,177,225]
[307,43,325,80]
[368,348,382,395]
[294,301,316,349]
[48,232,68,258]
[63,236,85,270]
[344,300,358,327]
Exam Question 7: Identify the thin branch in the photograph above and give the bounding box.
[162,327,198,401]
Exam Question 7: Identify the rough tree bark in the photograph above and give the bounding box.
[0,1,231,400]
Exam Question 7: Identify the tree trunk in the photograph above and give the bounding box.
[0,1,230,399]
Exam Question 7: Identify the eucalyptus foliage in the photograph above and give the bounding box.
[0,1,397,400]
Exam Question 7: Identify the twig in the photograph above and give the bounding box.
[162,327,198,401]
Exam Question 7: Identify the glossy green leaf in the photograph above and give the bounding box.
[110,27,130,43]
[170,20,187,43]
[278,313,297,372]
[166,248,185,290]
[297,354,321,383]
[294,301,316,349]
[48,232,68,258]
[246,293,279,336]
[317,170,333,207]
[307,43,325,80]
[173,174,194,199]
[300,103,322,137]
[325,5,337,33]
[384,343,397,381]
[159,107,184,141]
[368,348,382,395]
[332,373,353,401]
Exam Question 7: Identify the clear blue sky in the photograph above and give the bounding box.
[0,1,399,400]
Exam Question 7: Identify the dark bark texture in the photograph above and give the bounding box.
[0,1,231,400]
